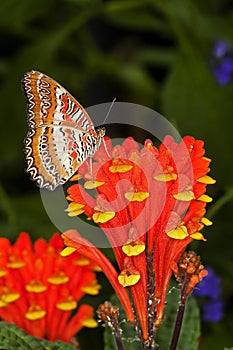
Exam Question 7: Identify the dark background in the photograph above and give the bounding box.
[0,0,233,348]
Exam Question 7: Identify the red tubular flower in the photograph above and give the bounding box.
[64,135,215,343]
[0,232,99,342]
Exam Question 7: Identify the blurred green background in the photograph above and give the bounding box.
[0,0,233,349]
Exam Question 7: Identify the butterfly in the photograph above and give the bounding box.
[22,70,105,190]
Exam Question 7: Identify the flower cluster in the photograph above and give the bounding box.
[0,232,99,343]
[63,135,215,345]
[210,40,233,85]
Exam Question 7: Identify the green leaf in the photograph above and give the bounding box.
[103,294,141,350]
[103,288,200,350]
[0,322,77,350]
[156,288,200,350]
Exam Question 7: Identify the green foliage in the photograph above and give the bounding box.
[0,322,76,350]
[103,289,200,350]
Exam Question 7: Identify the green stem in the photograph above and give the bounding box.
[208,188,233,218]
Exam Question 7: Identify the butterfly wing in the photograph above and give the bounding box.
[22,70,94,131]
[22,70,95,190]
[24,125,91,190]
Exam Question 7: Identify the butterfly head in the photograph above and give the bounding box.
[96,126,105,141]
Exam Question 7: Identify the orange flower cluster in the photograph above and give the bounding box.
[63,135,215,341]
[0,233,99,342]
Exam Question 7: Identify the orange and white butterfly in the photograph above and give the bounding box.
[22,70,105,190]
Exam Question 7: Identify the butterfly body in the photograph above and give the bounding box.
[22,70,105,190]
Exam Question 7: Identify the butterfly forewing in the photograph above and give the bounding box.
[22,70,104,190]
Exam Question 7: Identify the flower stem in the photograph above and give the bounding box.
[114,330,125,350]
[169,300,186,350]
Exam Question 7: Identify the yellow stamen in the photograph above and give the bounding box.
[173,191,195,201]
[118,271,140,287]
[26,280,47,293]
[197,175,216,184]
[0,299,7,308]
[92,211,115,223]
[48,272,69,285]
[60,247,77,256]
[65,202,85,216]
[82,318,98,328]
[190,232,207,241]
[0,269,7,277]
[2,292,20,303]
[56,297,77,311]
[25,305,46,320]
[201,217,213,226]
[122,241,145,256]
[74,258,90,266]
[84,181,105,189]
[198,194,213,202]
[166,225,189,240]
[82,282,101,295]
[125,191,149,202]
[109,164,133,173]
[154,173,177,182]
[7,260,25,269]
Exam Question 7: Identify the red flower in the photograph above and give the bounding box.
[0,233,99,342]
[63,135,215,342]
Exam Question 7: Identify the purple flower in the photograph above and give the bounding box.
[210,40,233,85]
[202,299,224,323]
[193,267,224,323]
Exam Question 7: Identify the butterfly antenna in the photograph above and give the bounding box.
[102,98,116,125]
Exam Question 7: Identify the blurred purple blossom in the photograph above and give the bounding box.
[202,299,224,323]
[193,267,224,323]
[210,40,233,85]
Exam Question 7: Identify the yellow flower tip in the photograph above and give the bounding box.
[65,202,85,216]
[122,241,145,256]
[118,271,141,287]
[125,191,149,202]
[197,175,216,184]
[48,272,69,285]
[82,318,98,328]
[60,246,77,256]
[70,173,82,181]
[56,298,77,311]
[67,209,85,217]
[84,180,105,189]
[26,281,47,293]
[109,164,133,173]
[7,261,25,269]
[74,257,91,266]
[154,173,177,182]
[2,292,20,303]
[201,217,213,226]
[190,232,207,241]
[25,306,46,320]
[0,269,7,277]
[166,225,189,240]
[93,265,102,272]
[0,300,7,308]
[92,211,115,223]
[198,194,213,203]
[82,283,101,295]
[202,156,211,162]
[173,191,195,201]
